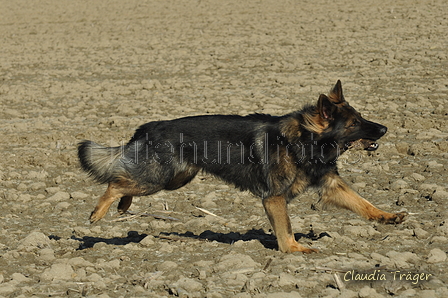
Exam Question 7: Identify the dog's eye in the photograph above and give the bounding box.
[350,120,360,127]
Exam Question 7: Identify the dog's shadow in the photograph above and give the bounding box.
[70,231,148,250]
[70,229,330,251]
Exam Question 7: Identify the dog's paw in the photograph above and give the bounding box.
[300,247,319,254]
[391,211,408,224]
[378,211,407,224]
[281,239,319,254]
[89,211,102,224]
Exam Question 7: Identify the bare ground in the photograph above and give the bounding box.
[0,0,447,297]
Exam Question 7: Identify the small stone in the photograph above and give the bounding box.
[156,260,178,271]
[45,187,61,194]
[17,183,28,191]
[358,286,381,298]
[201,199,218,209]
[278,272,298,287]
[47,191,70,202]
[55,201,71,211]
[418,183,441,192]
[344,225,380,238]
[17,194,32,202]
[399,289,417,297]
[40,263,75,281]
[386,251,418,267]
[436,287,448,297]
[73,226,91,237]
[139,235,155,247]
[88,273,103,282]
[321,288,341,297]
[96,259,120,270]
[413,227,429,239]
[214,253,260,272]
[430,236,448,243]
[266,292,302,298]
[371,252,388,263]
[432,190,448,202]
[18,232,51,251]
[206,292,223,298]
[94,280,107,290]
[70,191,89,199]
[29,182,47,190]
[427,161,443,169]
[234,294,251,298]
[352,182,366,192]
[0,284,16,296]
[12,273,30,283]
[67,257,93,267]
[339,289,358,298]
[74,268,87,281]
[427,248,447,263]
[38,248,55,261]
[411,173,425,182]
[26,170,48,180]
[54,175,63,184]
[419,290,436,298]
[173,277,203,292]
[390,179,409,190]
[395,142,409,154]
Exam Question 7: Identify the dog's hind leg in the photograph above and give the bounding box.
[320,173,407,224]
[117,196,133,215]
[90,178,162,223]
[115,169,196,216]
[90,183,125,223]
[164,167,199,191]
[263,195,318,253]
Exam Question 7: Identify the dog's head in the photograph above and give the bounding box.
[317,80,387,152]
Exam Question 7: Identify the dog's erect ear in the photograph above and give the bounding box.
[328,80,345,104]
[318,94,336,121]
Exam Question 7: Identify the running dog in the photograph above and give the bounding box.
[78,80,406,253]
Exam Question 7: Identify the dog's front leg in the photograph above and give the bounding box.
[320,173,407,224]
[263,195,318,253]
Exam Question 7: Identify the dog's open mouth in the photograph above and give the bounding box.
[347,139,380,151]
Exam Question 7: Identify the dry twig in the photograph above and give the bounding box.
[110,211,180,222]
[195,206,226,221]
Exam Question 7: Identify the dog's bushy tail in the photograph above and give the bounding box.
[78,140,123,184]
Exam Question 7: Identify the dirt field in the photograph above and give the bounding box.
[0,0,447,297]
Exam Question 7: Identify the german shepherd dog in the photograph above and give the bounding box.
[78,80,406,253]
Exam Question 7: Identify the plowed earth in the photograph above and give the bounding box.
[0,0,447,297]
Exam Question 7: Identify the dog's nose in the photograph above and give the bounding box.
[380,126,387,135]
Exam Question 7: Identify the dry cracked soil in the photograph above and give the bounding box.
[0,0,447,297]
